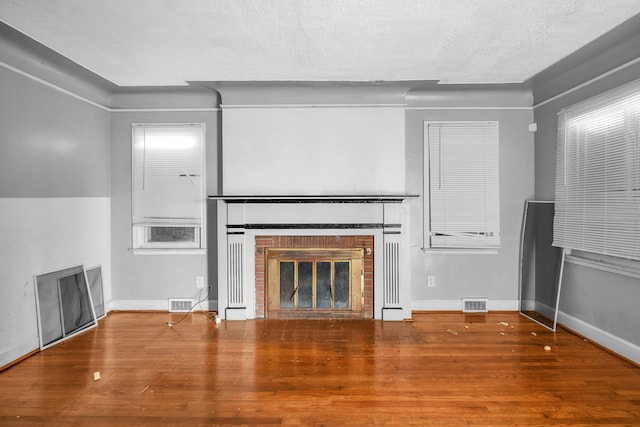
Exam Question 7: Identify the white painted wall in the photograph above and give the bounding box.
[222,106,406,195]
[0,197,111,366]
[0,51,111,367]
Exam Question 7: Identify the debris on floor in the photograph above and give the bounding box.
[500,332,507,336]
[446,329,459,336]
[499,321,510,327]
[93,371,101,381]
[531,332,537,336]
[544,345,552,351]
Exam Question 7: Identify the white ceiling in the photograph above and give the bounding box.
[1,0,640,87]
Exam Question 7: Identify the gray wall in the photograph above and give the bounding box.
[0,67,110,197]
[0,61,111,367]
[405,88,535,309]
[1,24,221,366]
[109,108,219,309]
[532,32,640,360]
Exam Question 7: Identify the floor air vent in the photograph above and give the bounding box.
[168,298,194,313]
[462,298,488,313]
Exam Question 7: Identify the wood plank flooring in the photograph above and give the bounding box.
[1,312,639,426]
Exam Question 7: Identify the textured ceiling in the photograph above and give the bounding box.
[1,0,640,87]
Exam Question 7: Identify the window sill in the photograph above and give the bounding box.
[421,248,499,255]
[131,248,207,256]
[565,253,640,280]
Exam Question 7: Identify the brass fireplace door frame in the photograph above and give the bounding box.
[265,248,364,318]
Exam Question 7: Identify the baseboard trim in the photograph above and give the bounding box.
[108,299,169,311]
[108,299,217,312]
[0,347,39,373]
[557,310,640,366]
[382,307,405,321]
[411,299,518,312]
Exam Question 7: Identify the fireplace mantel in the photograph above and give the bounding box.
[214,195,413,322]
[209,194,418,203]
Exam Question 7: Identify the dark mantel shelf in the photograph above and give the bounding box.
[208,194,419,203]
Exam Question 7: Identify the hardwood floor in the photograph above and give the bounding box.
[1,312,639,426]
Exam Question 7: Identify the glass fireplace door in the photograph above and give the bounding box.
[278,260,352,311]
[267,249,363,318]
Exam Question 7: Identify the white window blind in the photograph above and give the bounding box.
[131,124,205,250]
[425,122,500,249]
[553,81,640,261]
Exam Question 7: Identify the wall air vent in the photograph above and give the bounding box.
[168,298,194,313]
[462,298,488,313]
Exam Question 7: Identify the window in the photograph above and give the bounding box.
[424,122,500,250]
[553,80,640,261]
[131,124,205,252]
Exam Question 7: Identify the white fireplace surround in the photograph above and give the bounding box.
[214,195,415,321]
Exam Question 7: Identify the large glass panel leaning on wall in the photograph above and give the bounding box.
[35,265,97,349]
[86,265,106,319]
[519,201,565,331]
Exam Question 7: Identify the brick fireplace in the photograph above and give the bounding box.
[213,196,413,321]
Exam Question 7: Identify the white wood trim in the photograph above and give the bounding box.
[421,248,499,255]
[557,310,640,365]
[108,299,169,311]
[6,47,640,114]
[107,298,212,311]
[411,299,518,311]
[0,59,110,111]
[533,55,640,109]
[407,106,532,110]
[111,108,220,113]
[220,103,407,109]
[565,255,640,280]
[130,249,207,256]
[0,60,220,112]
[423,121,501,250]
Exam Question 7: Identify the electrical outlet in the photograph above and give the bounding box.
[196,276,205,289]
[427,275,436,288]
